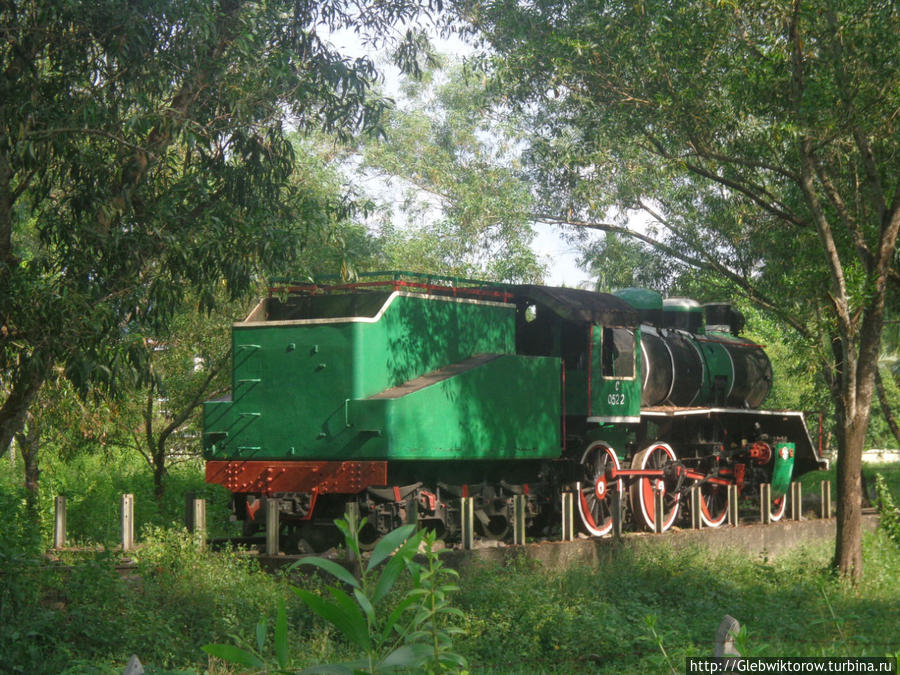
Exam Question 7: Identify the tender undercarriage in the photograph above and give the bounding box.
[224,407,823,551]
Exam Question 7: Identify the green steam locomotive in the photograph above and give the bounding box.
[203,272,826,545]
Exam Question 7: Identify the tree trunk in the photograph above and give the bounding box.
[0,365,46,457]
[16,413,41,517]
[833,413,865,579]
[153,452,167,501]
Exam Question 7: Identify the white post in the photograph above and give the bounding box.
[193,498,207,548]
[561,490,575,541]
[790,482,802,521]
[611,490,623,538]
[820,481,832,519]
[266,498,279,556]
[512,494,527,545]
[121,493,134,552]
[654,486,665,534]
[760,484,772,525]
[461,497,475,550]
[53,495,67,549]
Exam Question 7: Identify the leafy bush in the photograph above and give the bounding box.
[0,485,50,671]
[873,472,900,546]
[205,518,467,674]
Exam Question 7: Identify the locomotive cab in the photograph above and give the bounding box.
[510,285,642,428]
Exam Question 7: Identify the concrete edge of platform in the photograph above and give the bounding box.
[438,514,880,572]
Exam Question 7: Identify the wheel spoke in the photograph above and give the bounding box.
[629,442,681,532]
[699,481,728,528]
[576,441,622,537]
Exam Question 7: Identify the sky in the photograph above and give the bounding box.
[533,224,593,288]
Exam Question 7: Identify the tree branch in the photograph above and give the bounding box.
[642,131,807,227]
[534,210,810,336]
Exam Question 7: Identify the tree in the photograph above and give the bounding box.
[1,0,438,455]
[115,137,376,501]
[456,0,900,578]
[875,316,900,448]
[119,301,234,501]
[580,232,680,294]
[356,64,545,282]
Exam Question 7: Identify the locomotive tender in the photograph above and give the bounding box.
[203,271,826,545]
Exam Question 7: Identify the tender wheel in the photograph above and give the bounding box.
[629,442,681,532]
[357,519,382,551]
[699,481,729,528]
[475,513,509,540]
[576,441,623,537]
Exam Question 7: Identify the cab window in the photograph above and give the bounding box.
[601,327,635,378]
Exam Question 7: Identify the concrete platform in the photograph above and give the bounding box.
[439,513,880,572]
[260,513,880,574]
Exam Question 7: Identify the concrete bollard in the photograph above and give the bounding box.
[561,490,575,541]
[820,481,832,519]
[123,654,144,675]
[266,498,280,556]
[512,494,527,545]
[53,495,66,549]
[714,615,742,658]
[121,493,134,552]
[727,485,739,527]
[790,481,802,521]
[192,499,207,548]
[461,497,474,550]
[654,486,664,534]
[760,484,771,525]
[611,490,624,538]
[690,486,702,530]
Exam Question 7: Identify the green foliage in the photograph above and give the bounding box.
[4,459,898,671]
[458,0,900,577]
[451,526,900,671]
[581,232,680,294]
[874,473,900,546]
[207,518,467,674]
[639,614,678,675]
[0,485,45,669]
[357,64,545,283]
[0,0,438,453]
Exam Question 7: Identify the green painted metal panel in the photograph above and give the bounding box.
[590,326,642,421]
[771,442,796,498]
[352,294,515,398]
[696,333,734,403]
[347,355,561,460]
[564,365,588,416]
[203,292,521,461]
[613,288,663,311]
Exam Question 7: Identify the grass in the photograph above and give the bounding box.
[1,453,898,673]
[453,532,900,673]
[798,461,900,512]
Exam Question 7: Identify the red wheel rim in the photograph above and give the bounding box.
[699,483,728,527]
[630,442,681,532]
[576,441,623,536]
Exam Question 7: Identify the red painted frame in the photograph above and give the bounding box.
[206,460,388,495]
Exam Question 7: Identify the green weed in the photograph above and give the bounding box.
[873,472,900,546]
[205,517,467,674]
